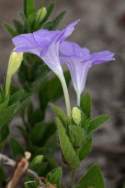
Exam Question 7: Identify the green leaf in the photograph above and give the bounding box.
[76,164,105,188]
[80,93,92,118]
[28,107,44,125]
[9,89,28,105]
[4,24,17,36]
[0,125,9,145]
[52,11,66,28]
[0,103,18,126]
[30,155,44,174]
[79,137,92,160]
[88,115,109,134]
[30,122,46,144]
[80,111,89,129]
[10,138,24,158]
[13,20,24,34]
[43,11,66,30]
[24,0,36,18]
[47,167,62,188]
[68,125,85,147]
[56,118,80,169]
[30,122,56,147]
[50,103,68,125]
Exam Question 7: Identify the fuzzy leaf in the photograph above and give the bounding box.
[0,103,18,126]
[76,164,105,188]
[9,89,28,105]
[30,155,44,174]
[13,20,24,34]
[30,122,46,144]
[88,115,109,134]
[4,24,17,36]
[68,125,85,147]
[50,104,68,125]
[56,118,80,169]
[43,11,66,29]
[79,137,92,160]
[80,93,92,118]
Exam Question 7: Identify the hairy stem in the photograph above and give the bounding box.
[76,92,81,106]
[59,74,71,116]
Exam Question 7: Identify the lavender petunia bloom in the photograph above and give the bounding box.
[60,41,115,105]
[12,20,79,77]
[12,20,80,116]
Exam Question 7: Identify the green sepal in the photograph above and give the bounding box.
[56,118,80,169]
[50,103,68,125]
[80,93,92,118]
[79,137,92,160]
[68,124,85,148]
[24,0,36,18]
[43,11,66,30]
[88,114,110,134]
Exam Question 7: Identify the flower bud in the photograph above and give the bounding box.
[36,7,47,23]
[72,107,81,125]
[5,51,23,96]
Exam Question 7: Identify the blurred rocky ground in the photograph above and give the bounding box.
[0,0,125,187]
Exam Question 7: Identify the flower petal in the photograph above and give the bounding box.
[91,50,115,64]
[60,41,90,60]
[60,41,91,95]
[12,34,37,51]
[42,42,63,76]
[59,19,80,41]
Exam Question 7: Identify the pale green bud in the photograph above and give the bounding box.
[36,7,47,22]
[5,51,23,96]
[72,107,81,125]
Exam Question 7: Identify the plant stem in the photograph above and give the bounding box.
[59,74,71,117]
[76,92,81,106]
[0,153,42,185]
[5,74,11,97]
[70,169,76,188]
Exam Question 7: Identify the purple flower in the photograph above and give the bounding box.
[60,41,115,105]
[12,20,80,77]
[12,20,80,116]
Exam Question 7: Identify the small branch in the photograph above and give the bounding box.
[0,152,44,187]
[6,155,29,188]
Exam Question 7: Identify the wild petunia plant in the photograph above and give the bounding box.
[0,0,115,188]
